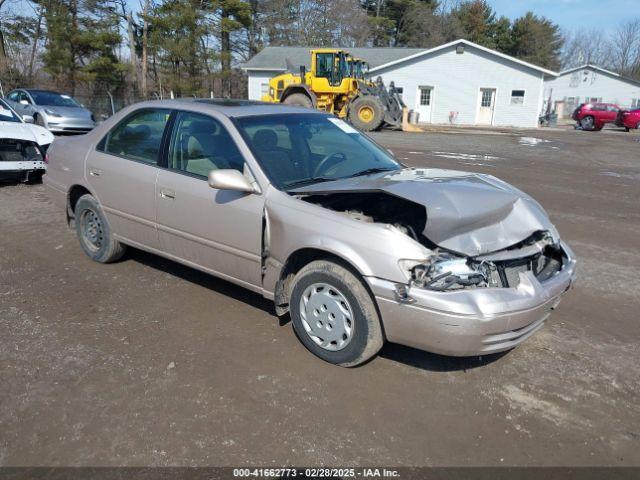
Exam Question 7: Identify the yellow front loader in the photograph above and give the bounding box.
[261,48,421,132]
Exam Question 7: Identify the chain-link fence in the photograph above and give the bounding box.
[72,74,249,122]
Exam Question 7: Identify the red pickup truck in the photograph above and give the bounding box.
[572,103,621,131]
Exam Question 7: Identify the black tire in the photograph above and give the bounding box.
[580,115,595,131]
[289,260,384,367]
[282,93,313,109]
[625,126,630,132]
[348,96,385,132]
[74,194,126,263]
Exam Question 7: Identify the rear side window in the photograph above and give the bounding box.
[98,109,171,164]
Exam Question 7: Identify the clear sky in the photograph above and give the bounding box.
[486,0,636,32]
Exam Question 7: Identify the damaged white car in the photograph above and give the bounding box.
[0,98,53,183]
[44,100,577,366]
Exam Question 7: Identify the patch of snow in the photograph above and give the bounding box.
[519,136,551,146]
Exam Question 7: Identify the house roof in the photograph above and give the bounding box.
[241,40,558,77]
[557,64,640,87]
[241,46,427,71]
[368,39,558,76]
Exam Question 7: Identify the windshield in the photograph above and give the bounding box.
[0,99,21,123]
[30,91,81,107]
[236,114,401,191]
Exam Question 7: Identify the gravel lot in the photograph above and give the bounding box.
[1,126,639,467]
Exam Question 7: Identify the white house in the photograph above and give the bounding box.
[241,39,557,128]
[544,64,640,118]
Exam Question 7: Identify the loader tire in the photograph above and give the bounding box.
[283,93,313,109]
[349,96,385,132]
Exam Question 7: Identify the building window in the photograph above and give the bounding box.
[419,87,432,106]
[481,90,493,107]
[510,90,525,105]
[632,99,639,108]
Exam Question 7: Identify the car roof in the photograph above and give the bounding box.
[126,98,329,118]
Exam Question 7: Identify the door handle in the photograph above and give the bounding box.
[89,168,102,177]
[160,188,176,199]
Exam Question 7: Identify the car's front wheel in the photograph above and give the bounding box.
[289,260,384,367]
[580,115,595,130]
[74,194,126,263]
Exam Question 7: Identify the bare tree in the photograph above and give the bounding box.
[560,28,612,69]
[609,19,640,75]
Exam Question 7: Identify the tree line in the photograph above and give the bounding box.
[0,0,639,104]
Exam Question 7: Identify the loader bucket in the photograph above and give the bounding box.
[401,107,425,132]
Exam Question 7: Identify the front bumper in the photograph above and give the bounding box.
[44,116,95,133]
[0,161,46,182]
[366,241,577,356]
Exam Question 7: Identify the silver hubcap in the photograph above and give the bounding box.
[582,117,593,128]
[80,209,104,252]
[299,283,354,351]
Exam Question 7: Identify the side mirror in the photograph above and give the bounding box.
[19,99,29,105]
[208,169,256,194]
[22,115,34,124]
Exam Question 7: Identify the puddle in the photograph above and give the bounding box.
[519,136,551,146]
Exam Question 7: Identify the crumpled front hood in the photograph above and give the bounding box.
[0,121,55,147]
[293,168,559,256]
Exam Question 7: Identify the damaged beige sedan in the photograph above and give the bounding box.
[44,100,577,366]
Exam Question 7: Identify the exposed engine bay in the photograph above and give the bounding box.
[0,139,44,163]
[300,192,434,247]
[0,139,47,183]
[300,192,566,291]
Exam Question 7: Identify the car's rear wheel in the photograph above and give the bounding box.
[289,260,384,367]
[580,115,595,130]
[75,194,126,263]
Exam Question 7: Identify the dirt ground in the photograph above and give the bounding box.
[1,126,639,467]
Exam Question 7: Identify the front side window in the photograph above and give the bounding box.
[7,91,20,102]
[316,53,335,80]
[168,111,244,178]
[511,90,525,105]
[100,109,170,164]
[236,113,401,191]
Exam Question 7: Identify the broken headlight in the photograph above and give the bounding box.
[401,254,490,291]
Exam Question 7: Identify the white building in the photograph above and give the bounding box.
[543,64,640,118]
[241,39,556,128]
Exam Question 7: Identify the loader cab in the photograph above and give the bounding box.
[348,59,369,80]
[311,49,350,88]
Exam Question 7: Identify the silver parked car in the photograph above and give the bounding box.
[44,99,576,366]
[6,89,95,134]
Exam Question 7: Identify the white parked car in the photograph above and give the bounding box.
[0,98,54,183]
